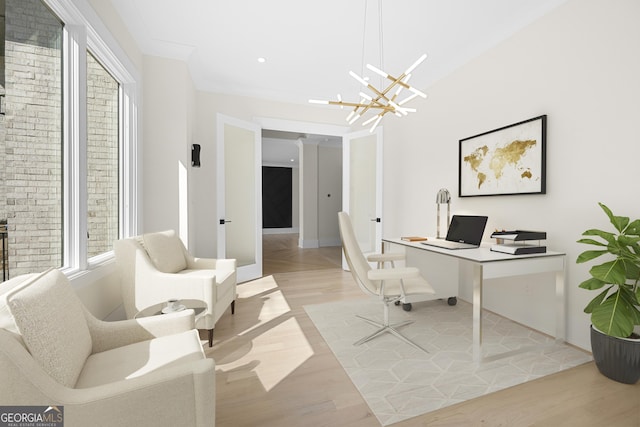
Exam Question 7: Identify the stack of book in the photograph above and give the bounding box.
[401,236,428,242]
[490,230,547,255]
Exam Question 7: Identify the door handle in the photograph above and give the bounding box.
[219,219,233,225]
[370,218,381,223]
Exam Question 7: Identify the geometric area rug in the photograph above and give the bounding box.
[304,298,592,426]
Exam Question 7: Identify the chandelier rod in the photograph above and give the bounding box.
[378,0,384,79]
[360,0,368,80]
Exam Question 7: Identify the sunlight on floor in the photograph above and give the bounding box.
[236,275,278,298]
[219,317,313,391]
[236,275,293,336]
[216,275,314,391]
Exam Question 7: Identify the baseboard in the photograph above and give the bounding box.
[319,237,341,247]
[299,238,319,248]
[262,227,299,235]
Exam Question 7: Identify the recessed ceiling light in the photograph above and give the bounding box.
[257,57,266,63]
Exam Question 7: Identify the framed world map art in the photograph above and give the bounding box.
[458,115,546,197]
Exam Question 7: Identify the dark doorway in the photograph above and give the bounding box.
[262,166,292,228]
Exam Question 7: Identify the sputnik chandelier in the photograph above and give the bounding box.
[309,0,428,132]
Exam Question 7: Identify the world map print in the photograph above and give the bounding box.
[459,117,545,196]
[464,139,537,188]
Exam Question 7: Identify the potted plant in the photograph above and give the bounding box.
[576,202,640,384]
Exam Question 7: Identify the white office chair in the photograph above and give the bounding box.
[367,252,405,269]
[338,212,435,353]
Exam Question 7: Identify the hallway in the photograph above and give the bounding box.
[262,233,341,276]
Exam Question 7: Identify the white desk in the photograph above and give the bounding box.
[383,238,566,363]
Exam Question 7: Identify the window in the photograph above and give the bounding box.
[86,51,119,259]
[1,0,64,277]
[0,0,139,280]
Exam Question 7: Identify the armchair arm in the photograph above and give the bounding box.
[187,256,237,272]
[188,257,217,269]
[213,257,236,271]
[84,308,196,353]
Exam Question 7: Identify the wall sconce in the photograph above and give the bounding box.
[436,188,451,239]
[191,144,201,167]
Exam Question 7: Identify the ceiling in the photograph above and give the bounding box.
[107,0,567,105]
[106,0,567,167]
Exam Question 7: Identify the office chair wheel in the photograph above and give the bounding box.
[394,301,401,306]
[402,303,412,311]
[447,297,457,306]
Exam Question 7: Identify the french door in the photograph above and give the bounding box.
[342,127,383,269]
[216,114,262,282]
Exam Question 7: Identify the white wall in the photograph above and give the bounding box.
[299,141,319,247]
[142,56,196,245]
[318,144,343,246]
[382,0,640,350]
[86,0,143,72]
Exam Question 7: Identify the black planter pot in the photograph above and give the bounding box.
[590,325,640,384]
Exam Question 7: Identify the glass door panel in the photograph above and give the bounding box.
[216,115,262,282]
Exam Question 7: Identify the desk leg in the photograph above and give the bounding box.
[555,269,566,342]
[472,263,483,363]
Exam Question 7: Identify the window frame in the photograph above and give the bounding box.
[45,0,140,275]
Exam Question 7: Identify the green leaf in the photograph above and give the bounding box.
[618,235,640,246]
[625,219,640,236]
[599,202,629,233]
[576,250,608,263]
[576,238,607,247]
[591,290,635,337]
[579,277,606,291]
[622,259,640,281]
[589,260,627,285]
[620,286,640,309]
[584,287,609,313]
[582,229,615,245]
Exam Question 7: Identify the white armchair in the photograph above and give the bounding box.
[0,269,215,427]
[114,230,237,347]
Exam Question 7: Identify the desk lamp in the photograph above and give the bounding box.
[436,188,451,239]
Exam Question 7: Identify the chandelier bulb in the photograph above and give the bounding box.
[405,53,427,75]
[349,70,369,87]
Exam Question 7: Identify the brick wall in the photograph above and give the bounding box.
[87,52,119,258]
[3,0,63,277]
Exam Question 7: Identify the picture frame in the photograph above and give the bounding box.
[458,115,546,197]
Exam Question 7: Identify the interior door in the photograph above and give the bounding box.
[216,114,262,283]
[342,127,383,269]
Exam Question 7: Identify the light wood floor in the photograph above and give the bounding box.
[206,234,639,427]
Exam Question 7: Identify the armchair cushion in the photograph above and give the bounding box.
[7,269,92,388]
[76,329,204,388]
[143,229,187,273]
[0,273,37,336]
